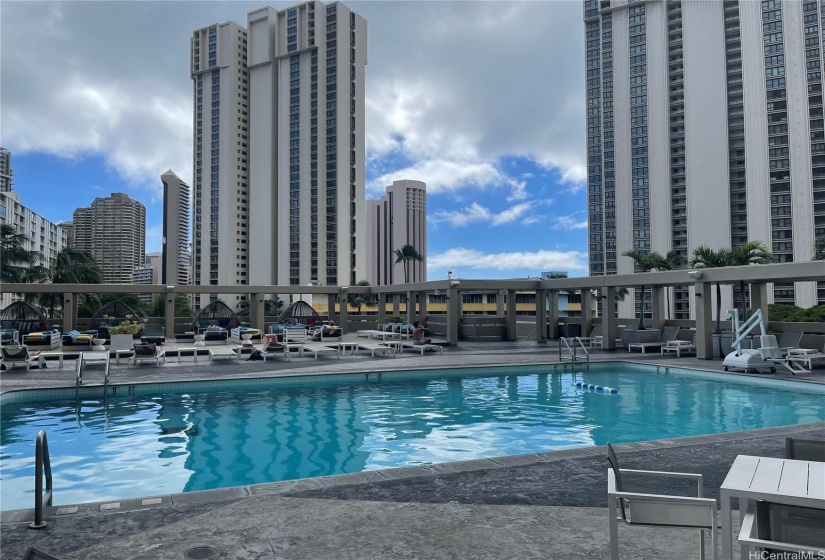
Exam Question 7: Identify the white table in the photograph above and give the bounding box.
[336,341,359,356]
[720,455,825,560]
[381,340,405,354]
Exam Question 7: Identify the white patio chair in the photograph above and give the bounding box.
[775,330,803,356]
[607,443,718,560]
[739,502,825,558]
[130,342,165,367]
[1,344,38,371]
[661,334,697,358]
[628,325,680,354]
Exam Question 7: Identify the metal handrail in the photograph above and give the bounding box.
[75,353,83,400]
[559,337,590,371]
[30,430,53,529]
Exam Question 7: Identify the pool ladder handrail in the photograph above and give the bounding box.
[30,430,53,529]
[559,337,590,370]
[75,352,112,400]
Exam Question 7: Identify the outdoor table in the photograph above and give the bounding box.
[336,341,359,356]
[381,340,405,354]
[720,455,825,560]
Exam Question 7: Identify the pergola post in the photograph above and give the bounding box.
[250,292,265,331]
[447,286,460,345]
[694,281,714,359]
[338,291,348,330]
[651,286,666,332]
[164,286,176,340]
[392,294,400,317]
[327,294,336,322]
[377,294,386,325]
[496,289,505,316]
[62,293,76,332]
[418,292,428,324]
[548,290,560,339]
[535,289,547,343]
[749,282,769,321]
[406,290,414,323]
[506,290,517,341]
[603,287,617,350]
[581,289,592,337]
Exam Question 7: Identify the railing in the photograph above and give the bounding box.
[558,337,590,370]
[30,430,53,529]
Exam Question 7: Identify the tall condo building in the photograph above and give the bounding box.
[161,170,192,287]
[73,193,146,284]
[190,20,249,308]
[365,180,427,286]
[192,1,367,313]
[0,147,12,193]
[246,1,367,291]
[584,0,824,319]
[0,189,67,309]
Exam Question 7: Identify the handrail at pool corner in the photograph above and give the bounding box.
[30,429,53,529]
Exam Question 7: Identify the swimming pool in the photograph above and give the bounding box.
[1,363,822,511]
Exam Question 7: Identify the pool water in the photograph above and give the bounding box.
[1,367,822,510]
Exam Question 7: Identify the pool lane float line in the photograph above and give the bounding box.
[575,380,619,394]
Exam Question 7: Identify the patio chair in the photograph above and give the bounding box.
[579,324,602,347]
[627,326,680,354]
[262,342,286,362]
[786,437,825,462]
[785,341,825,371]
[661,334,697,358]
[776,330,803,356]
[208,347,238,363]
[130,343,165,367]
[739,503,825,558]
[606,442,718,560]
[140,324,166,344]
[758,335,808,375]
[401,341,444,355]
[1,344,38,371]
[357,342,397,357]
[302,342,340,360]
[284,329,307,359]
[109,334,136,364]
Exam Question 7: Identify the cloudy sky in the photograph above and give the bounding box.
[1,0,587,280]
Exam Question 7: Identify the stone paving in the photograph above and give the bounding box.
[1,337,823,559]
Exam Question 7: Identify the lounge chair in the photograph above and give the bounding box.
[401,341,444,355]
[62,330,94,347]
[262,342,286,362]
[758,335,808,375]
[786,341,825,371]
[1,345,39,371]
[661,334,696,358]
[22,329,61,349]
[357,342,396,357]
[208,347,238,363]
[0,328,19,345]
[627,326,680,354]
[302,343,339,360]
[109,334,136,364]
[579,324,603,348]
[776,330,803,356]
[284,329,307,359]
[606,442,718,560]
[140,324,166,344]
[130,343,165,367]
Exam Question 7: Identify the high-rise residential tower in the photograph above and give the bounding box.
[190,20,249,308]
[584,0,823,318]
[0,147,12,193]
[192,1,367,309]
[366,180,427,286]
[246,1,367,290]
[161,170,192,287]
[73,193,146,284]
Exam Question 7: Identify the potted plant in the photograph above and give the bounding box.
[106,314,147,337]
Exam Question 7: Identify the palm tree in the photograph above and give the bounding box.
[394,244,423,284]
[690,246,729,334]
[348,280,377,313]
[815,236,825,260]
[662,250,682,320]
[0,224,38,283]
[727,241,773,318]
[622,250,670,329]
[25,248,103,318]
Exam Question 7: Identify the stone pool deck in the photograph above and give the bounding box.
[1,338,824,559]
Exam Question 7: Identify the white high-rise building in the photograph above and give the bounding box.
[0,147,12,193]
[192,1,367,310]
[161,170,191,287]
[246,1,367,290]
[190,20,249,309]
[584,0,824,318]
[366,180,427,286]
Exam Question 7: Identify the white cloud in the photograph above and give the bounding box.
[553,215,589,230]
[428,247,588,273]
[491,202,532,226]
[432,202,491,228]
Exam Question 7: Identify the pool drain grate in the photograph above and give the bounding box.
[184,546,218,559]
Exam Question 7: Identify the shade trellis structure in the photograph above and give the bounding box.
[277,300,321,327]
[90,300,142,329]
[192,300,241,330]
[0,301,49,333]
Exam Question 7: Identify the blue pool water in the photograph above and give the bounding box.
[1,365,823,510]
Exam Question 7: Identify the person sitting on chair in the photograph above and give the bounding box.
[412,321,431,345]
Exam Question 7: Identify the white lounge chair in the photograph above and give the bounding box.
[357,342,396,357]
[130,342,165,367]
[262,342,286,362]
[627,326,680,354]
[758,335,809,375]
[208,346,238,363]
[776,330,803,356]
[109,334,136,364]
[1,344,39,371]
[661,334,696,358]
[579,324,602,347]
[302,343,339,360]
[607,443,718,560]
[786,341,825,371]
[401,341,444,355]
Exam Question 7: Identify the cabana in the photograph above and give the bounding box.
[277,300,321,327]
[89,300,143,339]
[0,301,49,335]
[192,300,240,331]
